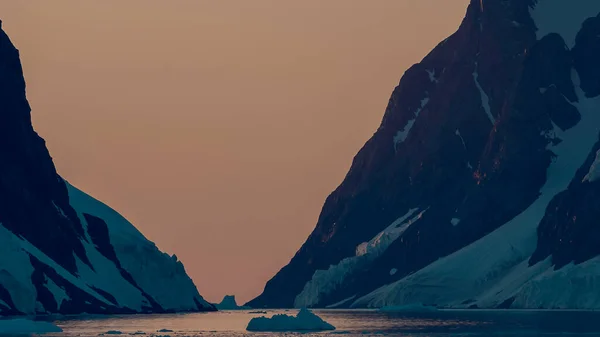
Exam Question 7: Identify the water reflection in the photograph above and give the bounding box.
[45,309,600,337]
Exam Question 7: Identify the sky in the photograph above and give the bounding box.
[0,1,469,304]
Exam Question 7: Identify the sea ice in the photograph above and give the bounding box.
[0,319,62,335]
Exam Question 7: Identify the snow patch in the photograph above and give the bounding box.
[356,208,421,257]
[583,149,600,182]
[19,237,112,306]
[530,0,600,49]
[295,208,427,308]
[455,129,467,150]
[393,98,430,150]
[74,252,145,311]
[473,65,495,124]
[246,308,335,332]
[451,218,461,226]
[1,222,121,314]
[511,256,600,309]
[353,68,600,309]
[455,130,472,169]
[0,319,62,334]
[426,69,439,83]
[473,258,553,308]
[0,225,37,314]
[389,268,398,276]
[65,181,213,311]
[44,275,69,310]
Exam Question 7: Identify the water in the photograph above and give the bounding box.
[43,309,600,337]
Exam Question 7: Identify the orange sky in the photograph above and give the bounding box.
[0,1,469,304]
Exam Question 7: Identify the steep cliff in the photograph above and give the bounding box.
[249,0,600,309]
[0,20,215,315]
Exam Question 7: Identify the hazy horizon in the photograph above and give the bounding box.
[0,1,469,303]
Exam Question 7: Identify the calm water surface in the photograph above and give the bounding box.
[43,309,600,337]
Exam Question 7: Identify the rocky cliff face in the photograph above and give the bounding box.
[249,0,600,309]
[0,21,215,315]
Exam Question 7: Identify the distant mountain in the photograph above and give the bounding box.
[248,0,600,309]
[214,295,250,310]
[0,20,215,315]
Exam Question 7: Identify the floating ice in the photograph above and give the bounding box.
[0,319,62,335]
[246,308,335,332]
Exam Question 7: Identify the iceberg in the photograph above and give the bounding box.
[246,308,335,332]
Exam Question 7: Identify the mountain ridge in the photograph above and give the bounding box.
[0,19,215,316]
[248,0,600,309]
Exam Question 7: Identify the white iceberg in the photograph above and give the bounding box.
[246,308,335,332]
[0,318,62,335]
[379,303,438,312]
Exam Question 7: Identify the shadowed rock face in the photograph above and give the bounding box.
[0,21,90,277]
[249,1,600,309]
[529,14,600,270]
[0,21,215,315]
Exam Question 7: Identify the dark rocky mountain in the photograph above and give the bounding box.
[214,295,250,310]
[0,21,215,315]
[248,0,600,309]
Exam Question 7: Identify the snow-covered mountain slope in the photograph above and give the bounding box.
[248,0,600,309]
[0,21,214,315]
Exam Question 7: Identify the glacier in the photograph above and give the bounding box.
[352,67,600,310]
[294,208,426,308]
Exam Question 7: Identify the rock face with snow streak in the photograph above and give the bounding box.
[249,1,600,309]
[0,21,214,315]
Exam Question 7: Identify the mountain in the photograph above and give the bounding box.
[0,21,215,315]
[214,295,250,310]
[248,0,600,310]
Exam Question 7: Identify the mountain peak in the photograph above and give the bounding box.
[250,1,600,310]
